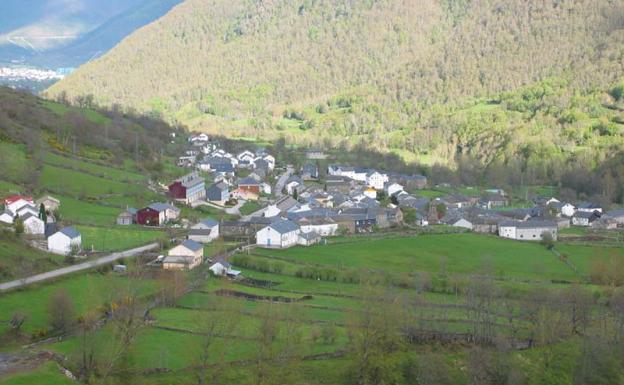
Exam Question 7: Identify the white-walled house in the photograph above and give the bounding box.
[363,188,377,199]
[384,183,404,197]
[366,171,387,190]
[48,227,82,255]
[298,218,338,236]
[0,210,14,224]
[22,213,45,235]
[498,220,558,241]
[209,260,241,277]
[576,202,603,214]
[163,240,204,270]
[16,204,38,218]
[450,218,473,230]
[189,219,219,243]
[4,195,34,215]
[572,211,600,227]
[298,231,321,246]
[256,219,300,248]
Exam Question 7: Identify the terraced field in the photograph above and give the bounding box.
[3,232,619,384]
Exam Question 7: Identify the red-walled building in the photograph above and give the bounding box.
[136,207,161,226]
[168,181,187,199]
[237,177,261,195]
[168,173,206,204]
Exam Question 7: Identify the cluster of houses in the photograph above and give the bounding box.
[1,195,82,255]
[117,202,181,227]
[419,195,624,242]
[177,134,276,203]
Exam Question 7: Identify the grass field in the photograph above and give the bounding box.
[251,234,601,282]
[0,362,73,385]
[43,152,146,182]
[75,225,166,252]
[239,201,262,216]
[39,165,145,198]
[2,231,623,384]
[0,234,65,282]
[0,273,159,336]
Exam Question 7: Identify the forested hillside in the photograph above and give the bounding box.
[0,87,176,187]
[47,0,624,167]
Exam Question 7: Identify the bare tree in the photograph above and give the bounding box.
[48,289,76,334]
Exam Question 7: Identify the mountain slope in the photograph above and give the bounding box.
[47,0,624,165]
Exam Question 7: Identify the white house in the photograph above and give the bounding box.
[261,182,272,195]
[16,204,38,218]
[0,210,14,224]
[363,187,377,199]
[366,171,387,190]
[384,183,404,197]
[4,195,34,215]
[572,211,600,227]
[256,219,300,248]
[450,218,473,230]
[237,150,255,163]
[576,202,603,214]
[164,240,204,270]
[189,219,219,243]
[209,260,241,277]
[286,177,303,195]
[48,227,82,255]
[298,231,321,246]
[22,213,45,235]
[298,218,338,236]
[498,220,558,241]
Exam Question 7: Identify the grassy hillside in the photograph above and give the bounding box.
[46,0,624,167]
[3,232,624,384]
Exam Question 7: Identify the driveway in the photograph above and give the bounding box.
[0,243,159,292]
[274,166,294,198]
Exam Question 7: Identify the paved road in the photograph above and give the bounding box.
[0,243,159,292]
[225,199,246,216]
[274,166,294,198]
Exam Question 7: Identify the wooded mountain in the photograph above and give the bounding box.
[47,0,624,168]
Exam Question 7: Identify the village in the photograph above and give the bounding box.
[3,132,622,281]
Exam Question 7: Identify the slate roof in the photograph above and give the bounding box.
[605,209,624,218]
[238,177,261,186]
[189,229,214,236]
[149,202,179,212]
[577,202,601,209]
[268,219,300,234]
[59,226,80,239]
[498,220,557,228]
[199,218,219,227]
[181,239,203,252]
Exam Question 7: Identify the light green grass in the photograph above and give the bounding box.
[39,165,144,198]
[0,235,65,282]
[44,152,145,182]
[239,201,262,216]
[0,361,73,385]
[57,195,121,226]
[252,234,580,282]
[75,225,165,252]
[0,273,158,335]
